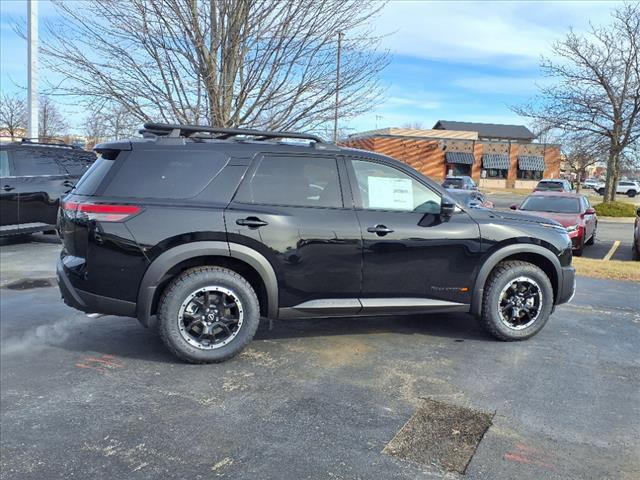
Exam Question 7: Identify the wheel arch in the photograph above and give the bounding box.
[137,241,278,327]
[470,244,562,316]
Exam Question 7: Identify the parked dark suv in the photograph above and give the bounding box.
[57,123,576,363]
[1,139,95,236]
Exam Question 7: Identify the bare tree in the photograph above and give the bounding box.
[39,95,68,140]
[0,93,27,140]
[401,121,424,129]
[85,104,141,148]
[32,0,389,136]
[562,134,607,193]
[514,3,640,203]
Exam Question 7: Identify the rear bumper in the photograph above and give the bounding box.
[57,259,136,318]
[556,265,576,305]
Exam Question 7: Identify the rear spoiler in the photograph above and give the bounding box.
[94,141,132,160]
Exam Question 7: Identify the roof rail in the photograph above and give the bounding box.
[17,137,79,149]
[141,122,329,144]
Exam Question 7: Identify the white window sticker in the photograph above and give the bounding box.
[368,176,414,210]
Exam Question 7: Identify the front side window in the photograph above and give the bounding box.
[0,150,9,177]
[350,159,441,214]
[11,148,68,176]
[235,155,342,208]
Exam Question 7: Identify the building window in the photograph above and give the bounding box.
[485,169,508,179]
[517,169,543,180]
[446,163,471,176]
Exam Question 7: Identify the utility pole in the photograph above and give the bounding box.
[27,0,39,140]
[333,31,343,143]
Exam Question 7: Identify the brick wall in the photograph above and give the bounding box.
[342,136,561,186]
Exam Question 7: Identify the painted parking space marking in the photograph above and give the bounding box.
[603,240,621,261]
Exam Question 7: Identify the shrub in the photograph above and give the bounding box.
[593,201,638,217]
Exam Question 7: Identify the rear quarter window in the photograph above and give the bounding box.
[55,150,96,175]
[103,149,229,199]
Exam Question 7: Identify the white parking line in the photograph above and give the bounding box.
[603,240,621,261]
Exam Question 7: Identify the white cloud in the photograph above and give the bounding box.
[452,75,552,95]
[374,0,619,67]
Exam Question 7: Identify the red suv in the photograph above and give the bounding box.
[511,192,597,256]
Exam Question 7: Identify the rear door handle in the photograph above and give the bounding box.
[2,185,14,192]
[367,224,394,236]
[236,217,269,228]
[62,180,75,187]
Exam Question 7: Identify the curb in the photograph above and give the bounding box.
[598,217,636,224]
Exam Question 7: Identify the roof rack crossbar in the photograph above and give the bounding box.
[141,122,328,144]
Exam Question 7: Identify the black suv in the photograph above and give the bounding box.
[1,139,96,236]
[57,123,576,363]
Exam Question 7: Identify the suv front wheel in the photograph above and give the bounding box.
[158,266,260,363]
[479,260,553,341]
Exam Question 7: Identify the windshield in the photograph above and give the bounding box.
[442,178,464,188]
[536,181,564,191]
[520,196,580,213]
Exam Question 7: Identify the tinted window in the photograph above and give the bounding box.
[520,196,580,213]
[536,181,564,191]
[0,150,9,177]
[104,150,228,199]
[442,178,464,188]
[235,155,342,208]
[55,150,96,175]
[11,148,68,175]
[74,156,116,195]
[351,160,441,214]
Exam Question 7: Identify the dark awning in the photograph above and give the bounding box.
[482,154,509,169]
[518,155,546,171]
[445,151,475,165]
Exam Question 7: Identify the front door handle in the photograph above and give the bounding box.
[62,180,75,188]
[236,217,269,228]
[367,224,394,236]
[2,185,14,192]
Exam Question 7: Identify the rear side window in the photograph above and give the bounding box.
[234,155,342,208]
[103,150,228,199]
[74,156,116,195]
[0,150,9,177]
[55,150,96,175]
[11,148,68,176]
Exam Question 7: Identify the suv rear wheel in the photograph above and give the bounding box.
[158,266,260,363]
[627,190,637,198]
[479,260,553,341]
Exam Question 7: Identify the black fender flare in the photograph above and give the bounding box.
[470,244,562,316]
[136,241,278,327]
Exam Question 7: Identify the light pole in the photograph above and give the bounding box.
[333,31,343,144]
[27,0,39,140]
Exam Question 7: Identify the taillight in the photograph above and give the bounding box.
[61,200,142,222]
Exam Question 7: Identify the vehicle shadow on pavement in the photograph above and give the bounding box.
[255,313,490,343]
[47,313,490,364]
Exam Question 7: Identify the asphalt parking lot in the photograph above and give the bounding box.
[1,235,638,480]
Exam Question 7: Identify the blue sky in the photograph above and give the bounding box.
[0,0,620,135]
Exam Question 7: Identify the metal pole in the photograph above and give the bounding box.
[333,31,343,143]
[27,0,39,140]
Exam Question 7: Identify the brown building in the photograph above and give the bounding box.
[342,122,561,189]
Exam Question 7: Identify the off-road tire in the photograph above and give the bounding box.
[158,266,260,363]
[479,260,554,341]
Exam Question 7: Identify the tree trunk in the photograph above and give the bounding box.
[604,146,618,203]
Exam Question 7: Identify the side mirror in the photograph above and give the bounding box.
[441,201,456,218]
[585,207,596,215]
[510,204,518,210]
